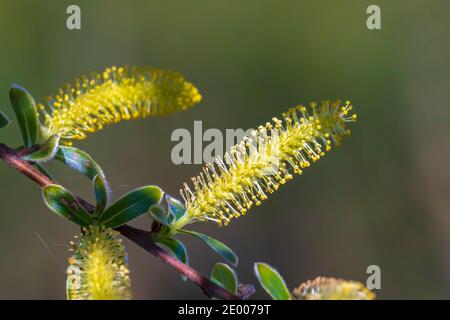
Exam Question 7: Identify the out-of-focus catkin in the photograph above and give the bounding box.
[66,226,131,300]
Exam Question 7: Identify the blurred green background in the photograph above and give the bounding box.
[0,0,449,299]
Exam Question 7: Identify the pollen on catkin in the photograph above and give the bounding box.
[292,277,375,300]
[38,66,202,143]
[66,225,131,300]
[179,100,356,227]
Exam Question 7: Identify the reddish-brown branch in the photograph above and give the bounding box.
[116,224,239,299]
[0,144,53,186]
[0,143,239,300]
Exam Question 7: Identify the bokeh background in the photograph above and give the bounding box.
[0,0,449,299]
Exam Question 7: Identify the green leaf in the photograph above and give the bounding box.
[156,236,189,281]
[181,229,238,267]
[42,184,93,227]
[0,109,11,128]
[156,237,188,265]
[9,84,39,147]
[149,205,169,225]
[54,146,104,180]
[211,263,238,294]
[98,186,163,228]
[254,262,291,300]
[93,174,108,216]
[166,194,186,223]
[21,134,60,162]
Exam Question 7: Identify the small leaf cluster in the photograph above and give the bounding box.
[149,195,238,278]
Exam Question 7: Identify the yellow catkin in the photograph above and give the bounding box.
[66,226,131,300]
[292,277,375,300]
[38,66,202,143]
[179,100,356,227]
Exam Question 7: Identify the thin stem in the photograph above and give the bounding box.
[0,143,239,300]
[0,144,53,185]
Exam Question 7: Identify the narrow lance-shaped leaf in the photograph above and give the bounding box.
[0,109,11,128]
[9,85,39,147]
[210,263,238,295]
[180,229,238,267]
[156,237,188,265]
[149,205,169,226]
[254,262,291,300]
[98,186,163,228]
[21,134,60,162]
[93,174,108,216]
[155,237,188,281]
[54,146,104,180]
[166,194,186,223]
[42,184,93,227]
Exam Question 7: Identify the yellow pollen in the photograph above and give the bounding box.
[66,226,131,300]
[179,100,357,227]
[38,66,202,142]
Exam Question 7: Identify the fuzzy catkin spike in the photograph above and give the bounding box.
[292,277,375,300]
[179,100,356,227]
[66,225,131,300]
[38,66,202,143]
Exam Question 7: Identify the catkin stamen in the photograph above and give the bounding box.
[38,66,202,144]
[66,225,131,300]
[180,100,356,227]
